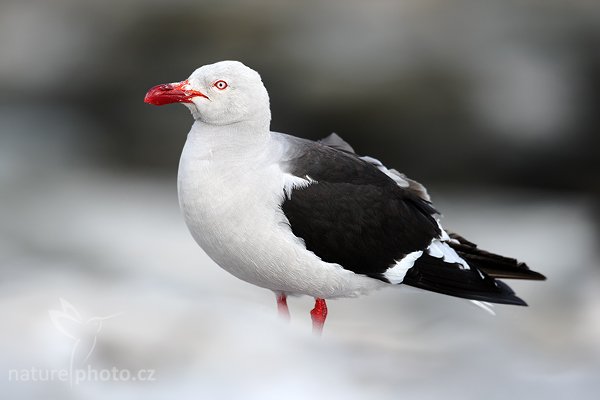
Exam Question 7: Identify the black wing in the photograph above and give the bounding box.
[280,137,441,278]
[279,134,544,306]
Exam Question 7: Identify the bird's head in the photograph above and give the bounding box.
[144,60,270,126]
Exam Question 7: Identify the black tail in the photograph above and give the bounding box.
[447,233,546,281]
[402,253,528,306]
[402,233,545,305]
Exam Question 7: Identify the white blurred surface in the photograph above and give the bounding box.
[1,165,598,400]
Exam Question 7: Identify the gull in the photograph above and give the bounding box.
[144,61,545,334]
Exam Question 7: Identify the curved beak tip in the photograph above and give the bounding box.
[144,80,207,106]
[144,83,177,106]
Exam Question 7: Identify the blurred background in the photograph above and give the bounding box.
[1,0,599,399]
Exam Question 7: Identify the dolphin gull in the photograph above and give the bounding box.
[144,61,545,334]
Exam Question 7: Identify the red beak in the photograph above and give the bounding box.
[144,80,208,106]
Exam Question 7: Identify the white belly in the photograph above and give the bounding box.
[176,133,385,299]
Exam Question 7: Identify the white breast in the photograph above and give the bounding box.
[177,125,385,299]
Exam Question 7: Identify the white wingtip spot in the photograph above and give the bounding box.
[470,300,496,316]
[427,239,470,269]
[384,250,424,284]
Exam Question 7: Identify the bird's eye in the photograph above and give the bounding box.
[214,80,228,90]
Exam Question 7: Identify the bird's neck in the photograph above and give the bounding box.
[187,119,270,156]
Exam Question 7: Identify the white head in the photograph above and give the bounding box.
[145,61,270,127]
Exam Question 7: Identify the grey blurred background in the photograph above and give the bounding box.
[1,0,599,399]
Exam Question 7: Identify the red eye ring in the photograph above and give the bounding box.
[214,80,228,90]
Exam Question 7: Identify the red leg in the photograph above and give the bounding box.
[310,298,328,335]
[275,292,290,321]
